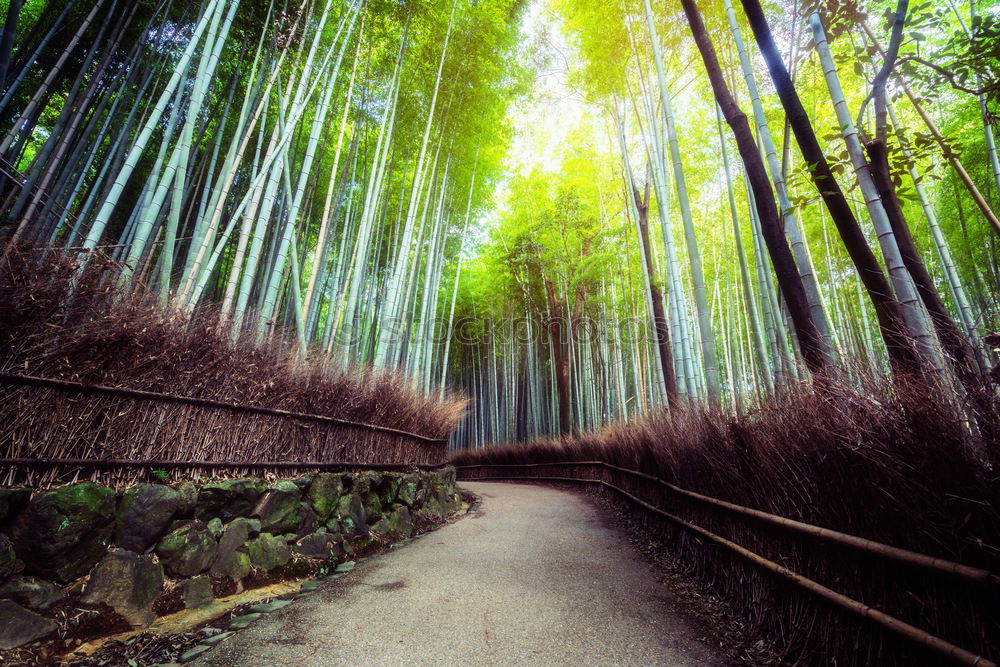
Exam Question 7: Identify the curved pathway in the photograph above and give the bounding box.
[196,481,726,666]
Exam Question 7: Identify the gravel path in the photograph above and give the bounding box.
[194,481,727,666]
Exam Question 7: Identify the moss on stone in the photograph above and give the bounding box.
[306,474,343,524]
[8,482,115,583]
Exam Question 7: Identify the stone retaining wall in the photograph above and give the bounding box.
[0,467,461,653]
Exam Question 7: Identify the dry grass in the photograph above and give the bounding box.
[453,375,1000,665]
[0,251,466,486]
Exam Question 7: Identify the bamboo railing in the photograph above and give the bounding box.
[457,462,998,667]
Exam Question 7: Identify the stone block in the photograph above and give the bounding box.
[252,481,302,535]
[116,484,181,552]
[0,575,63,610]
[292,531,339,559]
[0,488,30,526]
[195,480,263,523]
[156,521,218,577]
[336,494,367,540]
[245,533,291,571]
[0,599,57,648]
[82,549,164,627]
[9,482,115,583]
[182,576,213,609]
[306,474,343,523]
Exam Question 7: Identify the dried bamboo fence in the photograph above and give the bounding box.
[458,462,999,667]
[1,372,448,487]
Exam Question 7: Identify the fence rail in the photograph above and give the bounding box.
[458,461,996,584]
[457,462,998,667]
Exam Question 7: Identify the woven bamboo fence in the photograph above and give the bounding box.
[458,462,999,666]
[1,373,448,487]
[0,252,463,487]
[0,373,447,486]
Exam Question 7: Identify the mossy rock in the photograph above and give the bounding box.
[181,575,213,609]
[370,505,413,540]
[0,599,57,649]
[432,490,460,516]
[336,494,367,540]
[362,493,383,524]
[292,531,340,559]
[324,516,343,536]
[210,518,252,578]
[339,473,355,491]
[212,549,251,580]
[445,491,462,515]
[0,534,16,579]
[421,495,448,522]
[0,575,63,611]
[307,474,343,523]
[245,533,291,571]
[351,471,382,497]
[195,479,264,523]
[295,502,318,538]
[396,474,421,508]
[349,533,378,554]
[252,481,302,535]
[207,517,224,539]
[291,475,314,492]
[8,482,115,583]
[116,484,181,552]
[439,466,457,488]
[156,521,218,577]
[377,475,402,507]
[174,481,198,517]
[82,549,163,628]
[0,488,30,526]
[422,470,461,521]
[425,470,446,497]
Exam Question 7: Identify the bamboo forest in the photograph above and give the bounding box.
[0,0,999,663]
[3,0,998,443]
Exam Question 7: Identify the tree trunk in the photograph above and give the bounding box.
[866,138,982,388]
[886,102,984,366]
[546,279,573,436]
[721,0,834,356]
[633,184,679,402]
[810,12,943,375]
[376,0,458,367]
[716,105,773,392]
[738,0,920,376]
[0,0,24,96]
[545,276,572,436]
[679,0,827,374]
